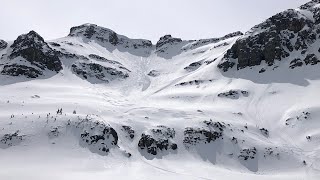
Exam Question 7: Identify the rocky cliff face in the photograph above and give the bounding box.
[0,24,244,80]
[1,31,62,78]
[71,62,129,83]
[1,1,320,80]
[138,126,177,158]
[0,40,7,50]
[154,34,187,58]
[218,0,320,72]
[156,35,183,51]
[68,24,153,56]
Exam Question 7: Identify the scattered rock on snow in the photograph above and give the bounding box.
[0,131,24,149]
[138,126,177,157]
[217,90,249,99]
[147,70,160,77]
[121,125,135,140]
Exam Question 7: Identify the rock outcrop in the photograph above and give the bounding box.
[68,24,153,56]
[0,39,7,50]
[71,62,129,83]
[0,131,24,149]
[121,125,135,140]
[156,35,182,50]
[218,1,320,72]
[138,126,177,157]
[217,90,249,99]
[68,117,119,156]
[1,31,62,78]
[184,61,202,72]
[183,120,225,148]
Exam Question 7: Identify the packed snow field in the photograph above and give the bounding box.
[1,1,320,179]
[3,75,319,180]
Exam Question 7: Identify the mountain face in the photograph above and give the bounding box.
[219,0,320,72]
[68,24,153,57]
[156,35,182,50]
[0,24,242,82]
[1,1,320,180]
[2,2,319,79]
[0,31,62,78]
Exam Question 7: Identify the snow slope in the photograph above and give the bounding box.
[1,1,320,180]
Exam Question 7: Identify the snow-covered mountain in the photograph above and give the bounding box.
[1,1,320,180]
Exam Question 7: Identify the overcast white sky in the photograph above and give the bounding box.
[0,0,310,43]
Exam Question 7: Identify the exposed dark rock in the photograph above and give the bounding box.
[184,61,202,72]
[1,31,62,78]
[238,147,257,161]
[183,120,225,148]
[71,62,129,83]
[231,137,238,144]
[69,24,97,39]
[289,58,303,69]
[171,143,178,150]
[1,64,42,78]
[109,32,119,46]
[68,24,152,55]
[306,135,312,141]
[285,111,311,126]
[218,7,317,71]
[64,42,74,46]
[0,131,24,148]
[259,68,266,73]
[204,58,217,65]
[48,127,60,138]
[121,125,135,139]
[89,54,123,65]
[57,51,89,60]
[214,42,230,48]
[122,151,132,158]
[150,125,175,139]
[138,126,177,156]
[203,120,226,131]
[9,31,62,72]
[259,128,269,137]
[156,35,182,49]
[138,134,169,155]
[183,128,219,145]
[0,39,7,50]
[217,90,249,99]
[147,70,160,77]
[303,160,307,165]
[68,117,119,156]
[304,54,320,65]
[217,61,235,72]
[300,0,320,10]
[49,42,61,47]
[175,79,214,86]
[263,147,280,159]
[299,0,320,24]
